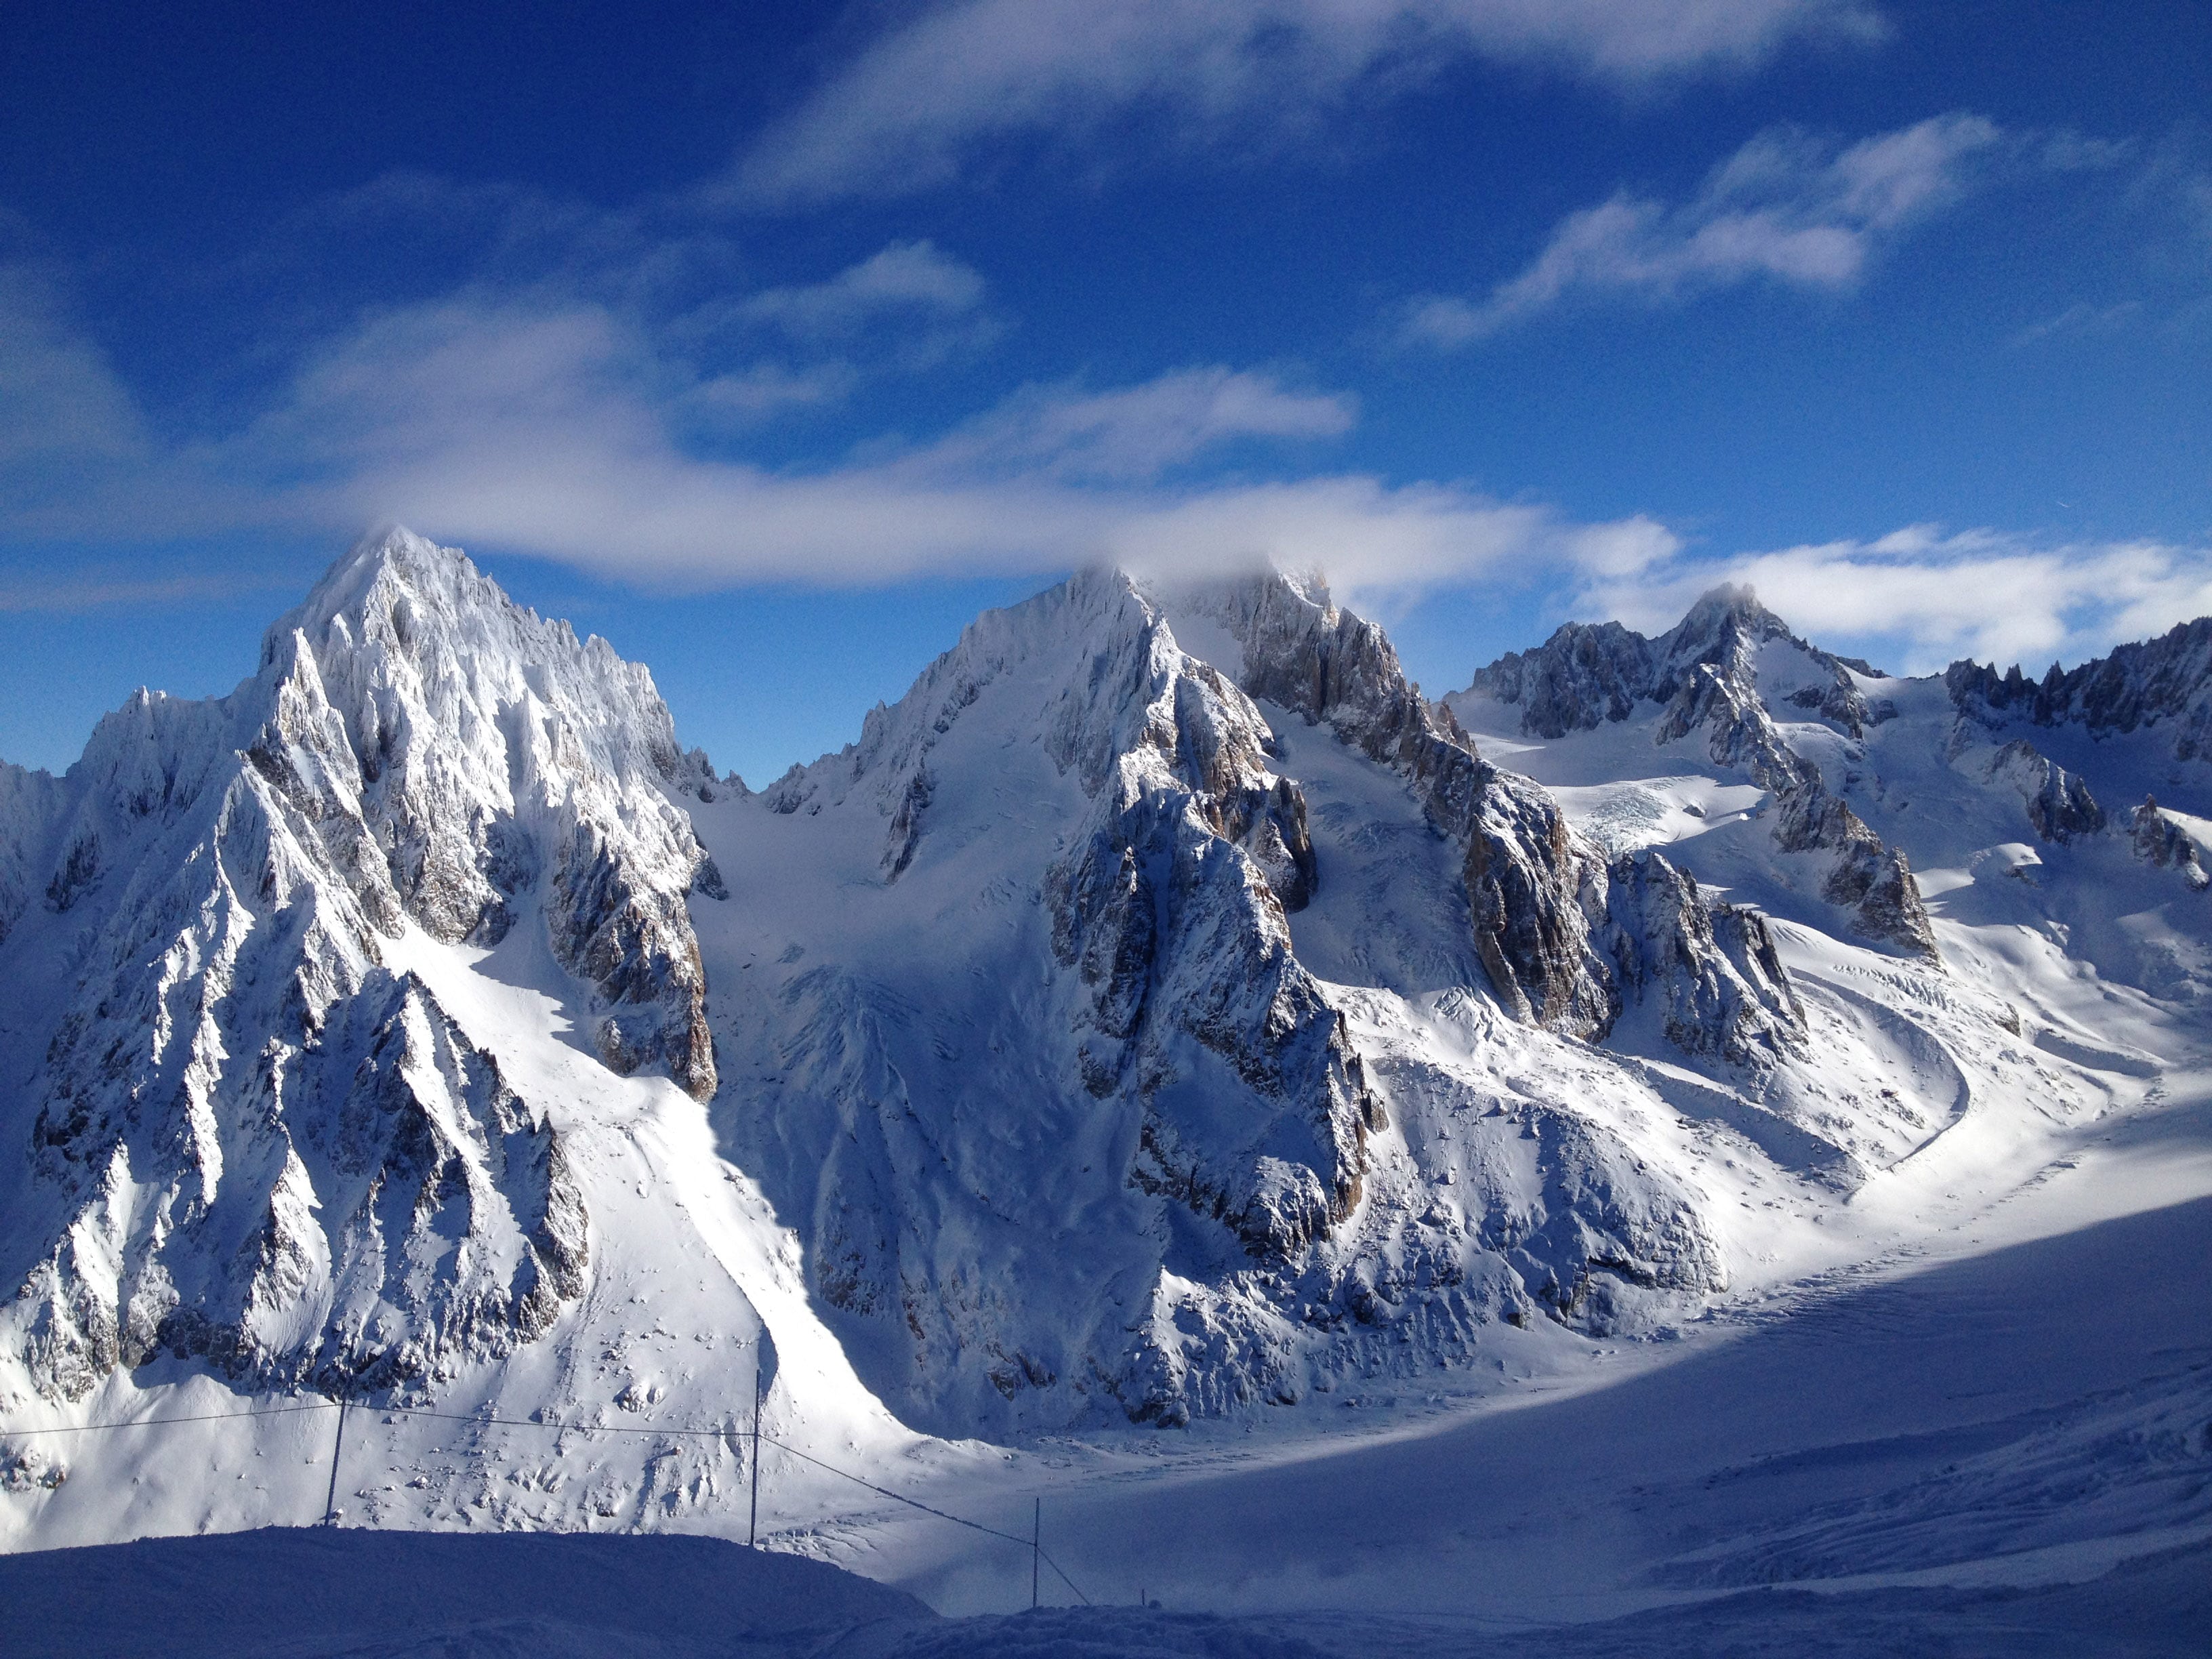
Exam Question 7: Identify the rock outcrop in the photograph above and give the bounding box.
[1465,585,1937,960]
[1170,572,1812,1050]
[2129,795,2211,890]
[1946,619,2212,760]
[1986,739,2107,844]
[0,529,723,1406]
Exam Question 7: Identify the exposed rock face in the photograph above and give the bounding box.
[1042,592,1378,1263]
[1987,739,2107,844]
[268,531,718,1099]
[0,529,721,1405]
[2130,795,2211,890]
[1465,585,1937,961]
[1199,570,1621,1035]
[1177,571,1811,1055]
[1467,620,1656,740]
[768,571,1381,1269]
[1475,584,1883,742]
[1600,851,1807,1066]
[1947,619,2212,760]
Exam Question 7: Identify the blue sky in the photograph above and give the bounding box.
[2,1,2207,784]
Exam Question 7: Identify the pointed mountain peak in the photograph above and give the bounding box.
[270,525,525,660]
[313,522,470,608]
[1275,565,1333,614]
[1668,581,1789,644]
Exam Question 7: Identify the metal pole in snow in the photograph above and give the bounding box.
[1031,1497,1040,1610]
[748,1355,764,1549]
[321,1400,348,1527]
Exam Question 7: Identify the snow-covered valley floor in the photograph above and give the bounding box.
[20,1090,2202,1656]
[12,1160,2211,1656]
[832,1081,2212,1633]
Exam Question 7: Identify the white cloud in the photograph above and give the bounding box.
[1404,112,2001,344]
[897,368,1357,483]
[14,246,2196,672]
[1569,524,2212,674]
[0,283,1651,604]
[729,241,989,336]
[257,300,1635,598]
[732,0,1881,205]
[1103,485,1680,606]
[670,239,1003,397]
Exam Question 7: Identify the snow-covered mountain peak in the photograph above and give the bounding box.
[682,565,1809,1431]
[265,526,696,798]
[1664,580,1788,653]
[0,531,747,1419]
[1454,588,1934,958]
[7,533,2209,1544]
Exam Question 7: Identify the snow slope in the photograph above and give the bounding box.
[12,1151,2211,1654]
[685,566,1936,1442]
[0,539,2207,1654]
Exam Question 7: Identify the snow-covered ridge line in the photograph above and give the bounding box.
[1458,584,1936,958]
[3,530,2208,1549]
[0,529,732,1414]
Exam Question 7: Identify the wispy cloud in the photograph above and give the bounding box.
[1404,112,2001,344]
[732,0,1883,205]
[1568,523,2212,674]
[689,239,1006,384]
[263,300,1645,598]
[893,368,1356,483]
[0,569,293,614]
[684,361,859,419]
[0,268,151,472]
[730,241,988,336]
[2009,300,2143,348]
[0,277,1661,605]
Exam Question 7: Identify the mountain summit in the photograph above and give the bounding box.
[1,533,2206,1542]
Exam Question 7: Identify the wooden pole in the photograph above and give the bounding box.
[321,1400,348,1527]
[748,1354,764,1549]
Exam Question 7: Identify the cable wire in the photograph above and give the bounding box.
[4,1394,1096,1603]
[1,1402,335,1437]
[376,1403,742,1439]
[754,1433,1036,1549]
[1038,1546,1093,1605]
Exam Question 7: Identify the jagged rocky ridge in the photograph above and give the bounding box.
[7,534,2208,1454]
[1464,586,1938,958]
[1946,618,2212,760]
[1176,573,1805,1062]
[699,569,1831,1433]
[0,531,715,1404]
[1948,633,2212,888]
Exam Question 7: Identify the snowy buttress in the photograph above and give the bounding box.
[0,531,712,1405]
